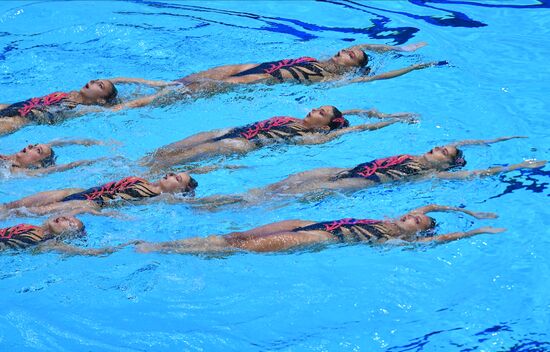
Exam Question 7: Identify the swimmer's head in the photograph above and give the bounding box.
[332,48,368,68]
[395,213,436,236]
[159,172,198,196]
[423,145,466,169]
[45,215,85,237]
[80,79,118,105]
[15,143,54,168]
[304,105,349,130]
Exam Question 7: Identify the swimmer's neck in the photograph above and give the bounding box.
[318,58,350,75]
[66,91,99,106]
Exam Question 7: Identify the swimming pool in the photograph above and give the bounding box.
[1,0,549,350]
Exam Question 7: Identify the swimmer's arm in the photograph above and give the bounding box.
[341,62,445,86]
[184,194,246,209]
[349,42,428,53]
[341,108,419,122]
[451,136,527,147]
[109,77,178,87]
[35,241,131,256]
[298,119,401,144]
[414,227,506,244]
[187,164,248,175]
[411,204,498,219]
[436,160,547,180]
[48,138,110,147]
[25,158,108,176]
[109,90,171,111]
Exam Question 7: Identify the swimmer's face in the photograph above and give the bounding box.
[332,48,367,67]
[304,105,338,129]
[159,172,195,194]
[423,145,458,167]
[395,213,433,234]
[80,79,116,104]
[15,143,52,168]
[46,215,84,236]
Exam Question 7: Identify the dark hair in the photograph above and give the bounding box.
[358,51,369,67]
[104,81,118,105]
[450,148,467,168]
[327,107,350,130]
[181,176,199,196]
[39,148,56,168]
[417,216,437,237]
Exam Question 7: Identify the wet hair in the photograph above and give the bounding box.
[358,51,369,67]
[39,149,56,168]
[327,107,350,130]
[104,81,118,105]
[450,148,467,168]
[417,216,437,237]
[181,176,199,196]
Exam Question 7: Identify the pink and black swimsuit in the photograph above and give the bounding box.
[0,224,47,250]
[212,116,303,143]
[231,57,324,82]
[292,218,387,242]
[0,92,69,123]
[334,155,423,183]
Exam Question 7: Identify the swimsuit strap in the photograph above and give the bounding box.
[0,224,47,249]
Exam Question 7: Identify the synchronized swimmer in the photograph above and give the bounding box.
[143,106,417,169]
[0,139,111,176]
[109,42,441,110]
[1,172,197,217]
[133,204,504,254]
[189,137,546,209]
[0,80,118,136]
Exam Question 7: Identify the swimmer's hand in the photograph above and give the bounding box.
[386,112,420,124]
[398,42,428,52]
[517,160,546,169]
[414,61,449,69]
[475,226,507,234]
[470,211,498,219]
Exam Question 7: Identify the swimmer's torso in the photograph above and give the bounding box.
[292,218,394,243]
[0,224,49,250]
[0,92,73,123]
[61,176,159,206]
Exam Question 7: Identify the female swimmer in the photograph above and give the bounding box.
[134,204,504,254]
[143,105,417,169]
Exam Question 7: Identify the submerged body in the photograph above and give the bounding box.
[135,204,504,254]
[143,105,414,169]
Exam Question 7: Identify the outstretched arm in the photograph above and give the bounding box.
[450,136,527,147]
[297,119,403,145]
[341,108,419,121]
[415,226,506,244]
[25,158,108,176]
[436,160,546,180]
[48,138,110,147]
[109,90,174,111]
[109,77,177,87]
[410,204,497,219]
[348,41,428,53]
[36,241,131,256]
[340,61,447,86]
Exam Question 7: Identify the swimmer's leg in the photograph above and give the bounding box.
[0,116,28,136]
[4,188,84,209]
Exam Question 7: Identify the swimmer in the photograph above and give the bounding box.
[108,42,441,109]
[190,136,546,209]
[142,105,417,169]
[1,172,198,217]
[0,215,124,255]
[134,204,504,254]
[0,139,111,176]
[0,79,118,136]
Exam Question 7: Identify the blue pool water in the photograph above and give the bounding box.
[1,1,549,350]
